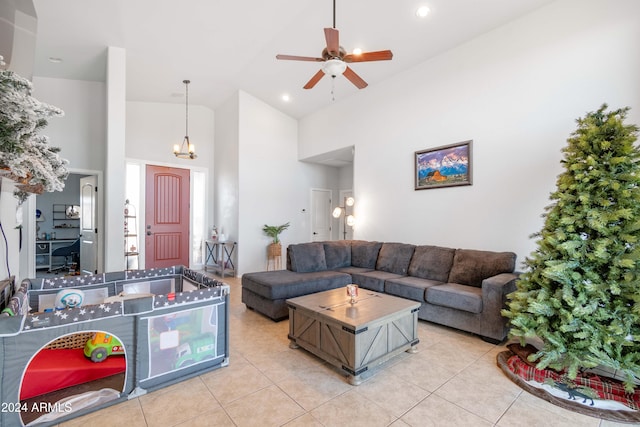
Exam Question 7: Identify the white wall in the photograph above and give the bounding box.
[0,0,37,80]
[105,46,126,272]
[32,77,106,171]
[299,0,640,268]
[126,102,214,168]
[214,93,240,246]
[0,180,20,281]
[237,91,339,274]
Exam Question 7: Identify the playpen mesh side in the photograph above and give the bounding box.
[45,331,95,349]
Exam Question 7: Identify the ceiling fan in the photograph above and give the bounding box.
[276,0,393,90]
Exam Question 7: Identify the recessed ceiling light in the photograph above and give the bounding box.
[352,48,362,55]
[416,6,430,18]
[48,57,63,63]
[282,94,291,102]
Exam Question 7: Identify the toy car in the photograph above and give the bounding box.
[174,333,216,368]
[84,332,125,362]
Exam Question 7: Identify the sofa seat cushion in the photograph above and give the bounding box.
[242,270,351,300]
[351,241,383,269]
[335,266,374,275]
[376,243,416,275]
[350,270,406,292]
[288,243,327,273]
[426,283,483,314]
[408,245,456,282]
[384,276,443,302]
[447,249,516,288]
[323,241,352,269]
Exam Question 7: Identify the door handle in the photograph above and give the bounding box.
[146,231,152,236]
[313,232,318,235]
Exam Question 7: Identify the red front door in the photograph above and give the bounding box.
[145,165,190,269]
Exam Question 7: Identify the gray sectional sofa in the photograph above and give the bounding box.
[241,240,518,343]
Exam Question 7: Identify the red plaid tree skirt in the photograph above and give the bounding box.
[507,354,640,410]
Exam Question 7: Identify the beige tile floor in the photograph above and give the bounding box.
[58,274,630,427]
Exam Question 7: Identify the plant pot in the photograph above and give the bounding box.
[267,243,281,258]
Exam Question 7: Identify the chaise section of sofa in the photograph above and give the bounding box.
[242,270,352,321]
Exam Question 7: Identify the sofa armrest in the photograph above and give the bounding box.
[481,272,519,308]
[479,272,519,341]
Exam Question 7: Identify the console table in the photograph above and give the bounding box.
[204,240,236,278]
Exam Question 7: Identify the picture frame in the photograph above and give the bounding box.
[415,140,473,190]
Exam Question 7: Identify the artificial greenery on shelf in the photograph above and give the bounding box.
[0,58,68,203]
[503,104,640,391]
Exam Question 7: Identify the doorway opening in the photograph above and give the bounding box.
[35,172,102,278]
[300,146,354,242]
[125,161,207,270]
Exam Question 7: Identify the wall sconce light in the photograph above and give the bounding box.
[173,79,197,159]
[332,196,355,239]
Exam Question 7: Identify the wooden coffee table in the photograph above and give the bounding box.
[287,287,420,385]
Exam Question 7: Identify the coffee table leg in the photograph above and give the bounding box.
[289,340,300,349]
[406,345,418,354]
[348,374,363,386]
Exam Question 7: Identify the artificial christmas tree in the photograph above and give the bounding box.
[503,104,640,392]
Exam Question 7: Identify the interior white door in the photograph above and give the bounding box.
[311,189,331,241]
[80,175,98,274]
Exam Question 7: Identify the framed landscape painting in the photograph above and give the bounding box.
[415,140,473,190]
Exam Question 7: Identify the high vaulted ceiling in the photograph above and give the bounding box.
[32,0,555,119]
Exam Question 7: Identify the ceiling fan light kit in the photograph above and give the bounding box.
[322,59,347,77]
[276,0,392,91]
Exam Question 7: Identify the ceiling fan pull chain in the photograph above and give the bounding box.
[331,76,336,101]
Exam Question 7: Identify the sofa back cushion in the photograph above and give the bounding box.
[323,241,352,269]
[351,241,383,269]
[408,245,456,282]
[288,243,327,273]
[376,243,416,275]
[447,249,516,287]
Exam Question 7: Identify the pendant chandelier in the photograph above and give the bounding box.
[173,79,197,159]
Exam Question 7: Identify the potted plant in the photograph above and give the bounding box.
[262,222,290,259]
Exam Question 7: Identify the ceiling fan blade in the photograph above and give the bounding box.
[303,70,325,89]
[343,50,393,63]
[276,54,324,62]
[324,28,340,57]
[343,66,368,89]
